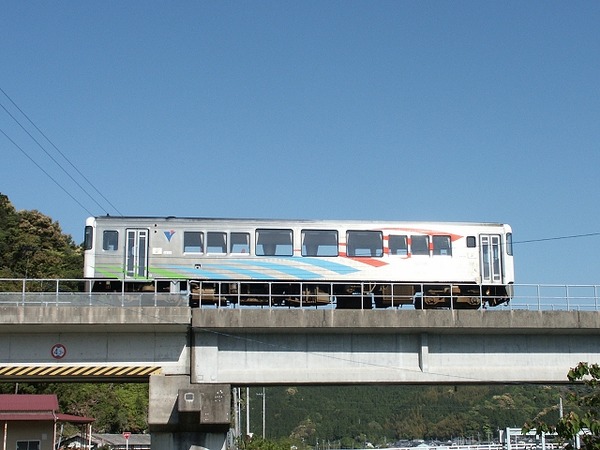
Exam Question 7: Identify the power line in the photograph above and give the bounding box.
[0,101,109,215]
[0,126,94,216]
[0,87,123,216]
[514,231,600,245]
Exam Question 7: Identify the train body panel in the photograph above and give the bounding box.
[84,216,514,308]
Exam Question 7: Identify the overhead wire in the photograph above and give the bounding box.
[0,127,94,216]
[0,101,110,215]
[3,88,599,246]
[0,87,122,216]
[513,231,600,245]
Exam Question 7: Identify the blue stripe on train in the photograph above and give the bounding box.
[298,258,360,275]
[238,260,322,278]
[159,257,359,280]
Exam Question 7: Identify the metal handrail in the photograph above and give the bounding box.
[1,278,599,311]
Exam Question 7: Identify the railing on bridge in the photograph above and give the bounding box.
[1,278,599,311]
[0,278,188,307]
[508,284,600,311]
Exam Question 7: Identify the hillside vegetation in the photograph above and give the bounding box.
[0,193,570,442]
[246,384,564,446]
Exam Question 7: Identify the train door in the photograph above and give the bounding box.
[480,234,502,283]
[125,228,149,278]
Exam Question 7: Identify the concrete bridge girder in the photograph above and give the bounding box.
[191,309,600,385]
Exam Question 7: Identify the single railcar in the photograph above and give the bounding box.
[83,216,514,309]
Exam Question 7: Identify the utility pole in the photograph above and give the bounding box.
[233,388,240,440]
[559,396,563,418]
[246,387,250,438]
[256,387,266,438]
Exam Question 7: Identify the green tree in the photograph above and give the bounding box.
[0,194,20,278]
[525,362,600,450]
[243,437,297,450]
[290,418,317,443]
[392,407,427,440]
[0,193,83,279]
[54,383,149,433]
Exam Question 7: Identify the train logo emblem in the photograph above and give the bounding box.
[164,230,176,242]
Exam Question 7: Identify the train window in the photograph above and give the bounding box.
[506,232,513,255]
[84,226,93,250]
[207,232,227,254]
[102,230,119,251]
[230,232,250,254]
[302,230,338,256]
[389,235,408,255]
[184,231,204,253]
[467,236,476,248]
[256,229,293,256]
[347,231,383,257]
[432,235,452,256]
[410,235,429,255]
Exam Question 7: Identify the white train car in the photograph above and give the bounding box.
[83,216,514,309]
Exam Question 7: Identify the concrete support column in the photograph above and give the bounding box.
[151,432,228,450]
[149,375,231,450]
[419,333,429,372]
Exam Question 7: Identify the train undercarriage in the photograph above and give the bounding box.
[89,278,512,309]
[184,280,510,309]
[90,278,511,309]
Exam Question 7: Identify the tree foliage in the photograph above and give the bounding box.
[0,193,82,279]
[525,362,600,450]
[252,384,563,447]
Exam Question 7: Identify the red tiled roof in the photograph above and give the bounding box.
[0,394,58,411]
[0,395,94,424]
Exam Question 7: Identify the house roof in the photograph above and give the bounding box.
[62,433,151,447]
[0,394,94,424]
[0,394,59,410]
[93,433,151,446]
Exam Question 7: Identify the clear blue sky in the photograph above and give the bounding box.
[1,1,599,285]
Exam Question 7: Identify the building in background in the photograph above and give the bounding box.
[0,394,94,450]
[61,433,151,449]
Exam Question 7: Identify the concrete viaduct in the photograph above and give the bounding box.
[2,303,600,449]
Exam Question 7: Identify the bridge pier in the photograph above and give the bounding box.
[151,431,229,450]
[148,375,231,450]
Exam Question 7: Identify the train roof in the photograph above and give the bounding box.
[88,215,509,227]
